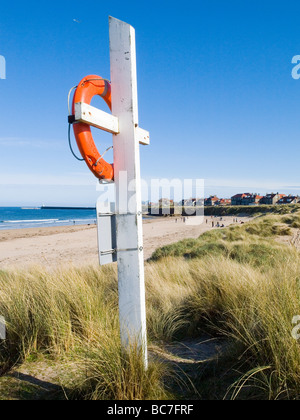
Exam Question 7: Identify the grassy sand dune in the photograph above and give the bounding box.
[0,210,300,399]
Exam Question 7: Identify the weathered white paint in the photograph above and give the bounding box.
[97,200,117,265]
[109,16,148,367]
[136,127,150,146]
[75,102,119,134]
[74,102,149,145]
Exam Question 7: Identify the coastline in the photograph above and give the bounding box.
[0,215,252,269]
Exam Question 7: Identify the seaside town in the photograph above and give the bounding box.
[151,193,300,207]
[205,193,300,206]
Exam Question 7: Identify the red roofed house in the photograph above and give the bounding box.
[231,193,263,206]
[245,194,263,205]
[231,193,249,206]
[217,199,232,206]
[277,195,298,205]
[204,196,219,206]
[260,193,286,205]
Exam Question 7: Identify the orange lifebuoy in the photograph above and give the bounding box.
[72,75,114,181]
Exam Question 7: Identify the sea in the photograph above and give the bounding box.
[0,207,97,230]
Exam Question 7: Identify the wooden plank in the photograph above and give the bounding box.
[74,102,119,134]
[136,127,150,146]
[74,102,149,145]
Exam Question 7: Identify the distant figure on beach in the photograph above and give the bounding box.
[212,221,214,227]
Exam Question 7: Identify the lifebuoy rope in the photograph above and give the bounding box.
[93,145,114,168]
[68,122,85,161]
[67,78,111,115]
[67,85,78,115]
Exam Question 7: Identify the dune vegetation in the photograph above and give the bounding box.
[145,203,300,217]
[200,203,300,216]
[0,210,300,399]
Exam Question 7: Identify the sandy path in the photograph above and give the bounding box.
[277,228,300,250]
[0,216,251,269]
[291,229,300,249]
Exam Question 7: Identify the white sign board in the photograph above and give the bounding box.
[97,200,117,265]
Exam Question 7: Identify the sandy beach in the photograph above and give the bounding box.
[0,215,252,269]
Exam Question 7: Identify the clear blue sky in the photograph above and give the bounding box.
[0,0,300,206]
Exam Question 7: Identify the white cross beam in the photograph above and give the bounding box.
[74,101,150,145]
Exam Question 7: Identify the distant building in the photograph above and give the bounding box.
[182,198,204,207]
[204,195,219,206]
[198,192,299,207]
[217,198,232,206]
[231,193,262,206]
[231,193,248,206]
[260,193,285,205]
[159,198,174,207]
[244,194,263,205]
[277,195,298,205]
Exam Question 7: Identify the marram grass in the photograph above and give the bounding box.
[0,211,300,399]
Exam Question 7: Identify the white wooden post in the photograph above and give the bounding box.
[109,17,148,367]
[71,16,149,367]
